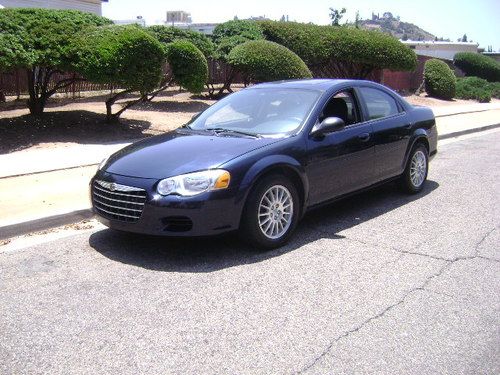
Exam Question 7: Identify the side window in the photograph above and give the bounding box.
[319,90,360,126]
[358,87,400,120]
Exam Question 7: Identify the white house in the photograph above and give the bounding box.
[0,0,107,15]
[401,40,479,61]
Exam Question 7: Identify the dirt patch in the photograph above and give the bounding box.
[0,90,216,153]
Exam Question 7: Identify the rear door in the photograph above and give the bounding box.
[356,87,412,180]
[306,89,375,206]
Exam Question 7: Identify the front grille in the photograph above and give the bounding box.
[92,180,146,222]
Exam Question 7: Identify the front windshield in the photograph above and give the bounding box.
[187,88,320,136]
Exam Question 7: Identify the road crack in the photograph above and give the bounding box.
[295,227,498,374]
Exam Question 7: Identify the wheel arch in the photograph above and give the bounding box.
[239,155,309,219]
[403,131,430,168]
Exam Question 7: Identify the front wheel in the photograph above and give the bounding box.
[400,144,429,193]
[241,175,300,249]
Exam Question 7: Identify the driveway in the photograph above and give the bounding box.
[1,130,499,374]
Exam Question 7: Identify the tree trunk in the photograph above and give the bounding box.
[28,96,46,116]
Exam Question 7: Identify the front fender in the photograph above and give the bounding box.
[239,155,309,214]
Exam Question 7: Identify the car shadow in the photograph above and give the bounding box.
[89,180,439,273]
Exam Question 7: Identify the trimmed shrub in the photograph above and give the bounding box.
[72,25,165,92]
[147,25,214,57]
[71,25,166,121]
[165,40,208,93]
[454,52,500,82]
[212,20,264,45]
[0,8,112,114]
[258,21,417,78]
[455,76,500,103]
[424,59,456,100]
[227,40,312,82]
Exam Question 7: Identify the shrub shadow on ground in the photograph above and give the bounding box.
[89,180,439,273]
[0,110,152,153]
[131,99,211,113]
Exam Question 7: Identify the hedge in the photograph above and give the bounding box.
[424,59,456,100]
[71,25,165,92]
[454,52,500,82]
[212,20,264,45]
[258,21,417,77]
[147,25,215,57]
[165,40,208,93]
[227,40,312,82]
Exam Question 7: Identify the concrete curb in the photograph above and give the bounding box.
[0,209,94,241]
[434,109,493,118]
[0,163,99,180]
[437,122,500,140]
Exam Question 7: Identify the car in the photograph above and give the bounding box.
[91,79,437,249]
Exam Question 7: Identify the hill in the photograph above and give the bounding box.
[357,12,436,41]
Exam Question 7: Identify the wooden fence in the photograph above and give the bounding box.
[0,57,437,97]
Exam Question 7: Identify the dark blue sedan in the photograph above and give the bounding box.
[91,79,437,249]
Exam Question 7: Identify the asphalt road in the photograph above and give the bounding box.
[1,131,499,375]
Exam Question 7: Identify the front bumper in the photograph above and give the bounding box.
[91,171,245,237]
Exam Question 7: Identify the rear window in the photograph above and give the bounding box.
[358,87,400,120]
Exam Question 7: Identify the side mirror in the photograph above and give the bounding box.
[311,117,345,138]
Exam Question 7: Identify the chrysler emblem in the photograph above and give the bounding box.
[109,183,117,191]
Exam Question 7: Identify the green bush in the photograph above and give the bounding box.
[0,8,112,114]
[454,52,500,82]
[424,59,456,100]
[258,21,417,77]
[165,40,208,93]
[71,25,166,121]
[72,25,165,92]
[212,20,264,45]
[455,76,499,102]
[227,40,312,82]
[147,25,214,57]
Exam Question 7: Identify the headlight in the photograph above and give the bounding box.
[98,156,109,171]
[157,169,231,196]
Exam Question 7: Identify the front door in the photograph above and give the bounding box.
[306,90,375,206]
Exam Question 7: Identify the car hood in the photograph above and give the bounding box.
[105,129,280,179]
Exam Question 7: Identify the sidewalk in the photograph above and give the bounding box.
[1,104,499,239]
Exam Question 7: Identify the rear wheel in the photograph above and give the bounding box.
[400,144,429,193]
[241,175,300,249]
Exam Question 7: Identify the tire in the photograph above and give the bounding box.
[400,143,429,194]
[241,175,300,250]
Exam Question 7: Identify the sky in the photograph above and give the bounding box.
[102,0,500,51]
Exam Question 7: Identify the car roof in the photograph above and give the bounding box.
[249,79,377,91]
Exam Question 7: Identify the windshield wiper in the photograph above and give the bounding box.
[206,128,261,138]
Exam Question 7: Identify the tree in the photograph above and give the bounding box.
[462,34,468,42]
[354,11,361,29]
[70,25,166,123]
[147,25,214,58]
[165,40,208,94]
[212,20,264,45]
[0,8,111,115]
[210,20,265,97]
[227,40,312,82]
[259,20,417,78]
[329,7,346,26]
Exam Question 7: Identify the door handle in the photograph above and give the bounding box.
[357,133,371,142]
